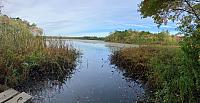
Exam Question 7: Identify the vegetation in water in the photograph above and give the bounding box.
[105,30,179,45]
[111,47,159,81]
[0,15,78,91]
[111,46,200,102]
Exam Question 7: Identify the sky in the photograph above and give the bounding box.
[1,0,178,37]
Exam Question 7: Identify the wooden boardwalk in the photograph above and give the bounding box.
[0,89,32,103]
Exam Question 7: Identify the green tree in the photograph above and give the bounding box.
[139,0,200,27]
[139,0,200,50]
[139,0,200,102]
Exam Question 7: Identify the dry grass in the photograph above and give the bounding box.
[0,15,78,88]
[111,46,160,81]
[111,46,199,102]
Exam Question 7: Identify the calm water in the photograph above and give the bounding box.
[16,40,145,103]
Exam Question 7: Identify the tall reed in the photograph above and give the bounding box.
[111,46,200,102]
[0,15,78,88]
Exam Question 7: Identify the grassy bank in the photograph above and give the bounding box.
[111,46,200,102]
[0,15,78,91]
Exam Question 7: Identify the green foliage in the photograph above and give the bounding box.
[149,48,199,102]
[139,0,200,66]
[139,0,200,27]
[105,30,178,45]
[111,47,200,102]
[139,0,200,102]
[0,15,78,87]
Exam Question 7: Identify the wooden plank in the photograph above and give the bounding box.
[0,89,19,103]
[5,92,32,103]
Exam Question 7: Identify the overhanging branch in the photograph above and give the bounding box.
[172,8,194,14]
[184,0,200,21]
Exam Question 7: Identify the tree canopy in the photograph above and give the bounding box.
[139,0,200,66]
[139,0,200,30]
[139,0,200,102]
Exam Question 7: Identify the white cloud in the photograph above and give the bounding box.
[2,0,178,36]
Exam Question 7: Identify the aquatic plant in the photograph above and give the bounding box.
[110,47,159,81]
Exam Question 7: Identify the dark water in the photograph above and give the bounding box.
[16,40,145,103]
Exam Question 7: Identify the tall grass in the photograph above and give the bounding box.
[111,46,200,102]
[111,47,160,81]
[0,15,78,89]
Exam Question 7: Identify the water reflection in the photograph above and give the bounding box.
[15,40,145,103]
[14,63,77,103]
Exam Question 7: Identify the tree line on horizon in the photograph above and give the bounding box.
[44,29,181,45]
[105,30,180,45]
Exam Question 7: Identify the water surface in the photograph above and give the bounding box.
[16,40,145,103]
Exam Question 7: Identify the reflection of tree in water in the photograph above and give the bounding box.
[105,43,138,53]
[12,39,80,103]
[17,80,66,103]
[105,44,121,53]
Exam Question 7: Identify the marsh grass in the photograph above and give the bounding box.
[111,46,162,81]
[111,46,200,102]
[0,15,78,88]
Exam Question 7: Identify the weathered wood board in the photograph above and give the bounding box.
[5,92,32,103]
[0,88,32,103]
[0,89,19,103]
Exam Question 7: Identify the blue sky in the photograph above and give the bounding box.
[2,0,178,37]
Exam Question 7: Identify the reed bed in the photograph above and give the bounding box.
[111,46,200,102]
[0,15,78,90]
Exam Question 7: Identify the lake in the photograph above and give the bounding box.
[15,40,146,103]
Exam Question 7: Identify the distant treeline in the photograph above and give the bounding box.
[105,30,181,45]
[45,30,182,45]
[44,36,105,40]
